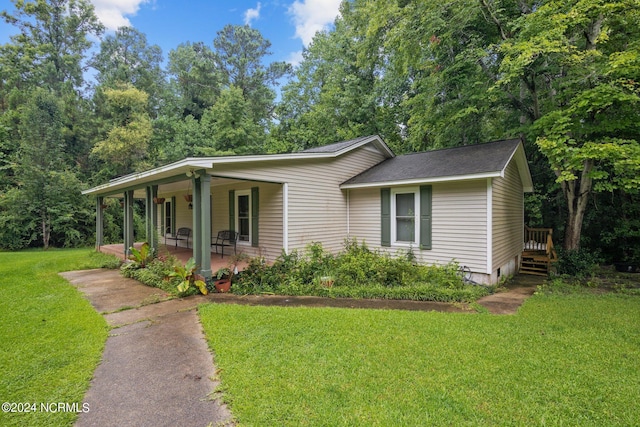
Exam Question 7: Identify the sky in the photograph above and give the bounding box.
[0,0,343,66]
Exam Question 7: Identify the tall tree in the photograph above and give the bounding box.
[213,24,291,125]
[168,42,220,120]
[91,85,152,178]
[0,0,104,94]
[275,2,396,151]
[6,89,91,249]
[93,27,165,116]
[496,0,640,249]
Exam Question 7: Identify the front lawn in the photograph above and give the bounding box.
[0,249,112,427]
[200,292,640,426]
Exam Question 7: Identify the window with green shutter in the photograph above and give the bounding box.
[381,185,432,249]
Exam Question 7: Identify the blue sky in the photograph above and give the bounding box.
[0,0,343,66]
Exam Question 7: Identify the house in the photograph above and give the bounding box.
[83,135,533,284]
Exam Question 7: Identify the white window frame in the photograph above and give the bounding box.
[391,187,420,246]
[235,190,251,245]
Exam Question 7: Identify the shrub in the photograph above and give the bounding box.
[233,239,485,302]
[555,248,601,278]
[121,253,182,294]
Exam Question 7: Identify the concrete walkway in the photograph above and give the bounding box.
[60,269,542,426]
[60,269,233,427]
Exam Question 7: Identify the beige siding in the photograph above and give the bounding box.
[211,182,282,260]
[492,161,524,276]
[213,146,386,255]
[349,181,488,272]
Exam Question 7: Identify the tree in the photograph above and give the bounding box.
[0,0,104,94]
[0,89,92,249]
[213,24,291,125]
[91,85,152,177]
[168,42,221,120]
[199,86,263,155]
[275,2,398,151]
[496,0,640,249]
[92,27,166,116]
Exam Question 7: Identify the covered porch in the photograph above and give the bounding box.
[98,242,248,273]
[87,158,286,279]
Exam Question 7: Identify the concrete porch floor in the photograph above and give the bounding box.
[98,242,247,274]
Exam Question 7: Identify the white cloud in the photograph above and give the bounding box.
[244,2,262,26]
[90,0,150,31]
[287,50,304,66]
[288,0,341,46]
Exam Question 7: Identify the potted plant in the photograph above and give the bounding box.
[153,197,165,204]
[213,252,248,293]
[214,267,232,292]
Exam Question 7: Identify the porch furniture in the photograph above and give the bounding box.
[166,227,191,248]
[212,230,239,258]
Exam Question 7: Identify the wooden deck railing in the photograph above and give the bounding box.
[524,226,558,262]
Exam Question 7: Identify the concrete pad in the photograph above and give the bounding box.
[75,310,232,427]
[61,269,169,314]
[104,296,209,328]
[476,275,541,314]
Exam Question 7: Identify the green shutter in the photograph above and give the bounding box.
[228,190,235,230]
[251,186,259,247]
[161,201,166,235]
[381,188,391,247]
[420,185,432,250]
[171,196,176,235]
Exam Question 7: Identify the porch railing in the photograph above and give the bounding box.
[524,226,558,262]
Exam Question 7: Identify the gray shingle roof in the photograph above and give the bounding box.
[299,135,379,153]
[342,139,522,186]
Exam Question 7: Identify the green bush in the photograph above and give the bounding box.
[233,239,488,302]
[121,253,183,294]
[555,248,601,278]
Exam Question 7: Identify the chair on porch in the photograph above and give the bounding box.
[212,230,239,258]
[165,227,191,248]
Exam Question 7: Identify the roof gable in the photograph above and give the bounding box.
[341,139,533,191]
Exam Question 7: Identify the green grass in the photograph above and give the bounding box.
[0,249,112,426]
[200,293,640,426]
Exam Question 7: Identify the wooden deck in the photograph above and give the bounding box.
[521,227,558,276]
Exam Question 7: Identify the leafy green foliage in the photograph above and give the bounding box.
[554,248,602,279]
[127,242,153,268]
[121,253,182,294]
[169,257,208,295]
[234,240,488,302]
[91,85,152,177]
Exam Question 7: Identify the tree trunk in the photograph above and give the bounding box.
[42,215,50,250]
[561,160,593,251]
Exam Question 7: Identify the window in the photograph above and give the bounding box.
[236,191,251,243]
[381,186,432,249]
[392,188,419,244]
[229,188,259,247]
